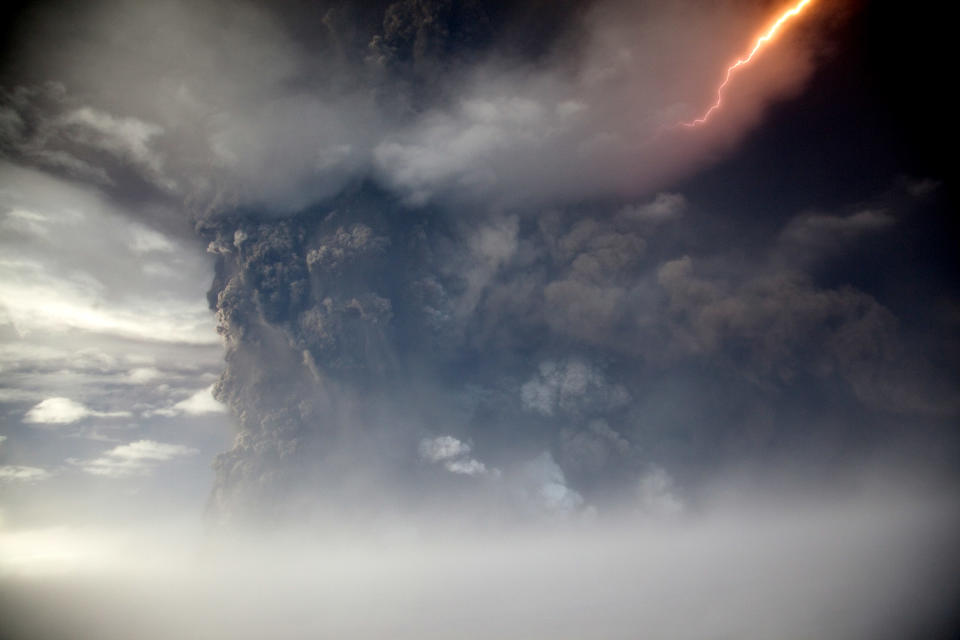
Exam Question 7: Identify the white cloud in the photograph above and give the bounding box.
[24,397,132,426]
[75,439,198,478]
[0,163,219,347]
[126,367,164,384]
[1,208,51,236]
[418,435,496,478]
[444,458,490,477]
[418,435,471,463]
[151,385,226,417]
[0,465,52,482]
[0,435,6,447]
[0,271,217,345]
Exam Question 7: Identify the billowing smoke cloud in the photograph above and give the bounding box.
[196,181,957,525]
[2,0,956,531]
[2,1,959,637]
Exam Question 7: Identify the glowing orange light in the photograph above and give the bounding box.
[680,0,816,128]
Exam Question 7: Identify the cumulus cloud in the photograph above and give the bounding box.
[418,435,471,462]
[24,397,131,425]
[419,435,495,478]
[152,385,226,417]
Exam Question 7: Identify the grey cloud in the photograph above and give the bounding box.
[559,419,633,473]
[777,209,895,266]
[516,451,584,515]
[553,218,646,276]
[634,467,682,516]
[0,82,112,184]
[654,254,956,415]
[59,106,172,188]
[71,439,199,478]
[543,278,629,345]
[0,465,53,482]
[656,256,888,374]
[617,192,686,223]
[521,360,629,418]
[904,177,940,198]
[452,215,519,317]
[557,419,641,500]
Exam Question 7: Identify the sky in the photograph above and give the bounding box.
[1,0,958,637]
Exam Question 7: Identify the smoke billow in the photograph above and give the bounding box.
[1,0,959,636]
[0,0,953,521]
[197,181,958,526]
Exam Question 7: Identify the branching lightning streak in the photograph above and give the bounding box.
[680,0,816,128]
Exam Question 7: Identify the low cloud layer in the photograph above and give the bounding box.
[70,440,199,478]
[2,485,959,640]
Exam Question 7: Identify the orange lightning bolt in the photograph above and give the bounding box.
[680,0,817,128]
